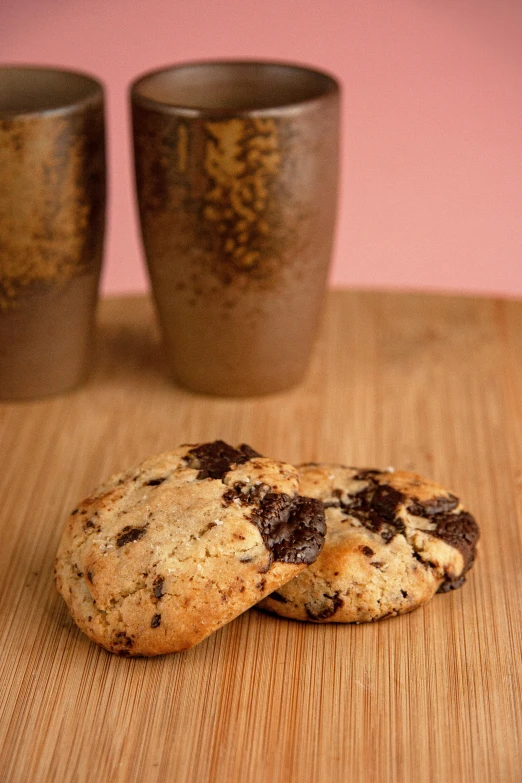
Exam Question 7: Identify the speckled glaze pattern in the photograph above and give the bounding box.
[0,68,106,399]
[0,106,105,309]
[132,63,340,396]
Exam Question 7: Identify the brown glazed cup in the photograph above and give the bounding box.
[0,66,106,400]
[131,60,340,396]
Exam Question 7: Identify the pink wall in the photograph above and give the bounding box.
[3,0,522,297]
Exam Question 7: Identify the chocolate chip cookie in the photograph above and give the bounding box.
[258,464,479,623]
[55,441,326,655]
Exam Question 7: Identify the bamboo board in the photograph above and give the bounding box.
[0,291,521,783]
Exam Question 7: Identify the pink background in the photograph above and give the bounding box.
[3,0,522,298]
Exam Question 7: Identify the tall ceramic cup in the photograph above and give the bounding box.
[131,60,339,396]
[0,66,106,400]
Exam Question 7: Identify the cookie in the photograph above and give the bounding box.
[55,441,326,655]
[258,464,479,623]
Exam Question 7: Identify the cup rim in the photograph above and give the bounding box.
[0,64,104,119]
[130,58,340,117]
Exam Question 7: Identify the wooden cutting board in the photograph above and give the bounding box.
[1,291,520,783]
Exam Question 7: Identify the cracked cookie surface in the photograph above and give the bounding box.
[55,441,326,655]
[258,463,479,623]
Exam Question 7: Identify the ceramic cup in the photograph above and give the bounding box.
[131,60,340,396]
[0,66,106,400]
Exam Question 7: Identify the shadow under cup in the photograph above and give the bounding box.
[132,61,340,396]
[0,67,105,400]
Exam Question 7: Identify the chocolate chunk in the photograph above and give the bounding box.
[341,480,404,524]
[351,469,381,480]
[433,510,480,575]
[305,592,344,620]
[86,571,93,583]
[361,546,374,557]
[342,481,405,543]
[380,527,397,543]
[401,590,408,598]
[113,631,134,650]
[343,494,369,515]
[188,440,261,480]
[340,482,377,514]
[437,574,467,593]
[407,493,459,518]
[360,509,385,532]
[250,494,326,565]
[153,577,164,599]
[222,482,270,506]
[244,482,271,502]
[71,508,79,516]
[151,613,161,628]
[116,525,148,547]
[350,507,403,543]
[222,488,236,505]
[372,484,405,521]
[270,591,288,603]
[145,477,167,486]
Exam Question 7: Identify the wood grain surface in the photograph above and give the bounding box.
[0,291,521,783]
